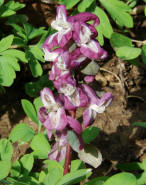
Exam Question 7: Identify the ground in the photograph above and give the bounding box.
[0,0,146,179]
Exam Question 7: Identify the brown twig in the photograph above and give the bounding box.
[63,110,75,175]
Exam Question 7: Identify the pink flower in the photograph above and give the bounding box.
[84,75,95,83]
[81,84,113,128]
[38,88,83,138]
[73,22,108,60]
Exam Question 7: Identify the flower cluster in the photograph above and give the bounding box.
[39,5,113,162]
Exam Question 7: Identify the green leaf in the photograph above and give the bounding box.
[39,171,46,183]
[11,160,21,177]
[0,0,4,6]
[9,123,34,143]
[85,176,109,185]
[78,145,102,168]
[44,160,64,173]
[96,26,104,46]
[133,122,146,128]
[23,23,45,40]
[0,35,14,53]
[0,56,16,86]
[1,49,27,63]
[81,60,100,75]
[92,7,113,39]
[144,5,146,16]
[116,162,144,171]
[110,32,132,50]
[0,139,13,161]
[26,49,43,77]
[0,160,11,180]
[82,127,99,144]
[7,14,27,24]
[2,56,20,71]
[78,0,95,12]
[30,133,51,159]
[137,171,146,185]
[56,169,92,185]
[99,0,133,28]
[142,44,146,64]
[12,37,26,47]
[7,1,25,11]
[67,130,80,152]
[29,46,45,62]
[0,8,15,17]
[43,167,63,185]
[25,74,53,97]
[116,46,141,60]
[9,23,26,40]
[71,160,86,172]
[60,0,80,9]
[21,99,39,125]
[33,97,43,113]
[20,153,34,176]
[103,172,137,185]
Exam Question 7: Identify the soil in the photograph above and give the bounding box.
[0,0,146,180]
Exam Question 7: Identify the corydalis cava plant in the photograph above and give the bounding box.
[39,4,113,172]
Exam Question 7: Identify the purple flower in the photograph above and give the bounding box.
[73,23,108,60]
[70,48,87,68]
[48,130,67,162]
[38,88,83,138]
[48,128,83,161]
[68,12,100,26]
[50,5,73,48]
[84,75,95,83]
[81,84,113,128]
[62,87,89,110]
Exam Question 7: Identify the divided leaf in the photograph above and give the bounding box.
[26,49,43,77]
[78,0,95,12]
[82,127,99,144]
[30,133,51,159]
[9,123,34,143]
[110,32,132,50]
[0,160,11,180]
[116,46,141,60]
[20,153,34,176]
[0,35,14,53]
[78,145,102,168]
[93,7,113,39]
[0,139,13,161]
[99,0,133,28]
[11,160,21,177]
[103,172,137,185]
[56,169,92,185]
[21,99,39,125]
[60,0,80,9]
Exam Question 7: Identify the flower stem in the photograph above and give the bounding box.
[63,110,75,175]
[63,143,72,175]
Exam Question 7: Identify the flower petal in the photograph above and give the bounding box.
[41,88,56,108]
[84,75,95,83]
[68,12,100,26]
[67,116,82,134]
[80,40,107,60]
[38,106,48,123]
[81,84,99,104]
[83,108,97,128]
[70,48,87,68]
[47,108,68,131]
